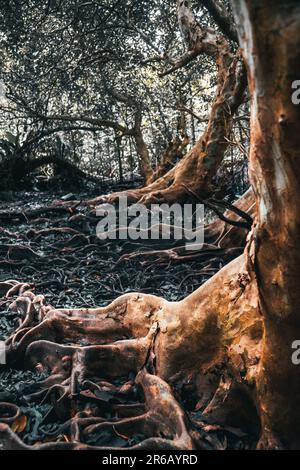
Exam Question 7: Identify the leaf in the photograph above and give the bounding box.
[4,131,18,145]
[11,415,27,433]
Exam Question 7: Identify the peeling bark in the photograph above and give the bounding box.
[232,0,300,449]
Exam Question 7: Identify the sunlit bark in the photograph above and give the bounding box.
[232,0,300,448]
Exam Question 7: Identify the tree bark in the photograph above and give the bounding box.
[132,113,153,183]
[147,135,189,184]
[232,0,300,449]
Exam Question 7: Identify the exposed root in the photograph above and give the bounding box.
[0,255,263,449]
[114,189,254,269]
[0,368,194,450]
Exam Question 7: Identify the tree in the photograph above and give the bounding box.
[2,0,299,451]
[232,0,300,448]
[89,0,247,206]
[0,1,248,192]
[0,0,202,187]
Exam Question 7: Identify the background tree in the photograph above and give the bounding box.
[0,0,249,197]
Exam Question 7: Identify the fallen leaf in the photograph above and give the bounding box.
[11,415,27,433]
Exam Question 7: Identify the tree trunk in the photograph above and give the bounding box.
[147,135,189,184]
[115,137,123,183]
[232,0,300,449]
[132,113,153,183]
[26,155,102,183]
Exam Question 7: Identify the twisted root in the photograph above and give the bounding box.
[0,256,263,449]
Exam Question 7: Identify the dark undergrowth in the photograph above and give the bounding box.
[0,183,255,450]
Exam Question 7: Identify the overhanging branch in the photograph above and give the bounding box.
[199,0,238,43]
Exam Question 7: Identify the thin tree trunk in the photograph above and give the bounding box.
[115,137,123,183]
[132,113,153,183]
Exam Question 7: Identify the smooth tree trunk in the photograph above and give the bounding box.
[232,0,300,448]
[132,112,153,183]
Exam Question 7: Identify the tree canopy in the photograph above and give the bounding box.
[0,0,248,193]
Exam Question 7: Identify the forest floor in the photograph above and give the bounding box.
[0,184,254,449]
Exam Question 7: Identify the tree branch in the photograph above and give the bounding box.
[160,1,232,76]
[199,0,238,43]
[159,49,201,77]
[36,113,132,135]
